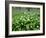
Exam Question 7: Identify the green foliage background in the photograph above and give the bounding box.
[12,7,40,31]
